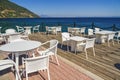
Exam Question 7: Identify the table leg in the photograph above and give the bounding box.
[15,53,19,80]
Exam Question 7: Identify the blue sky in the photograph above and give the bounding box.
[11,0,120,17]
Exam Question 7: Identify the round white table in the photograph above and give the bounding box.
[0,40,41,80]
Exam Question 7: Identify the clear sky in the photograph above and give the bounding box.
[11,0,120,17]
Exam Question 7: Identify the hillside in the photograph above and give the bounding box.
[0,0,40,18]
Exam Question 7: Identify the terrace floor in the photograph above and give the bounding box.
[29,32,120,80]
[0,52,93,80]
[0,32,120,80]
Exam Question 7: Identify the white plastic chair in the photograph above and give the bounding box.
[0,34,5,44]
[22,55,50,80]
[75,28,81,35]
[68,27,72,33]
[56,26,62,33]
[16,26,29,40]
[80,27,86,36]
[33,25,40,33]
[114,31,120,44]
[46,26,57,35]
[88,29,94,37]
[16,26,24,33]
[69,27,81,35]
[61,32,71,51]
[0,59,21,80]
[68,27,75,34]
[94,27,100,32]
[5,29,16,34]
[106,33,115,47]
[78,38,95,59]
[8,34,23,43]
[37,39,59,65]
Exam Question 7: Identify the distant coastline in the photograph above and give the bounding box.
[1,17,120,19]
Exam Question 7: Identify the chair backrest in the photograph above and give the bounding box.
[49,39,58,55]
[61,32,70,42]
[75,28,81,33]
[5,29,16,34]
[45,26,48,31]
[37,39,58,56]
[8,34,21,42]
[0,60,21,80]
[68,27,72,33]
[88,29,94,35]
[46,26,51,31]
[85,38,95,49]
[24,55,49,74]
[107,33,115,40]
[80,27,86,33]
[0,60,14,70]
[33,25,40,31]
[95,28,100,32]
[16,26,24,33]
[56,26,61,32]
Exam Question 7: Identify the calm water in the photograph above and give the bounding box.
[0,17,120,32]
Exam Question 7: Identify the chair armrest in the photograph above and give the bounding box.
[41,41,50,46]
[70,33,74,37]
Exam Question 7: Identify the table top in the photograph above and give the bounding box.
[1,33,20,36]
[48,27,57,29]
[95,30,115,35]
[71,28,80,29]
[0,40,41,52]
[24,26,32,28]
[70,36,87,42]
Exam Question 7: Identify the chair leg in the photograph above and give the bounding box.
[26,73,28,80]
[47,69,50,80]
[61,42,63,48]
[67,45,69,51]
[108,40,110,47]
[118,39,119,44]
[33,30,34,33]
[112,39,114,45]
[93,47,95,56]
[85,49,88,59]
[50,55,53,61]
[67,41,69,51]
[55,55,60,65]
[117,38,119,44]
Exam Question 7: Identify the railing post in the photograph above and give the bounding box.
[57,22,60,26]
[112,24,116,31]
[41,22,44,32]
[73,22,76,27]
[91,22,95,29]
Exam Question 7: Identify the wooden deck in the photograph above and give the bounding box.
[0,52,92,80]
[0,32,120,80]
[28,33,120,80]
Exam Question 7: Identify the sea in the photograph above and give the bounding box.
[0,17,120,32]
